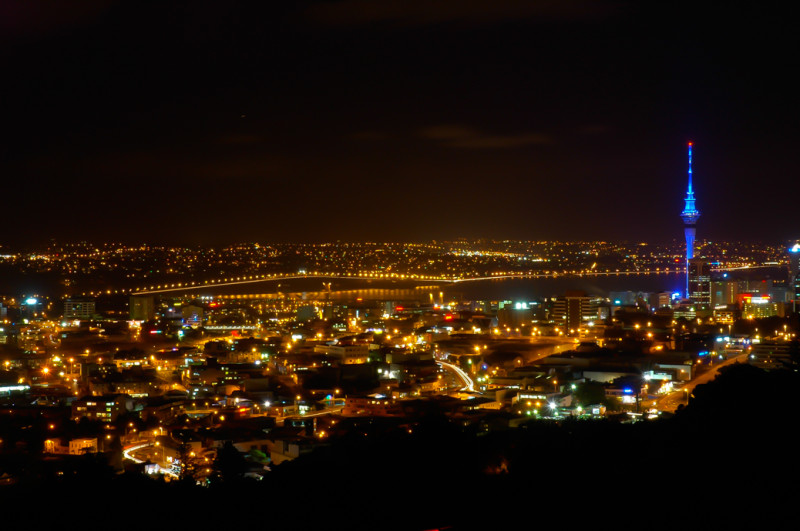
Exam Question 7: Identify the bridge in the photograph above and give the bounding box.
[93,263,783,298]
[120,269,688,297]
[203,325,259,331]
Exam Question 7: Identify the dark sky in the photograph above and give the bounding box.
[2,1,798,246]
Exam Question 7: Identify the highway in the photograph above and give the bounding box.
[653,352,749,412]
[438,360,476,392]
[122,269,685,296]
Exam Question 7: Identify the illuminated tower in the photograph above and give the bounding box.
[789,243,800,312]
[680,142,700,298]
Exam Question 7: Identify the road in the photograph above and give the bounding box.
[123,441,178,478]
[653,352,749,412]
[126,270,684,296]
[438,360,476,392]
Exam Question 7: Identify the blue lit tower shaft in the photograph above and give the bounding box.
[680,143,700,298]
[790,243,800,312]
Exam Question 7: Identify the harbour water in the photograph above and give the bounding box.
[205,272,686,302]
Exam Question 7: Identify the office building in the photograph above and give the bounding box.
[688,258,711,309]
[551,291,597,334]
[64,298,95,320]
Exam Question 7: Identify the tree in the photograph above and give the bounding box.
[573,380,606,406]
[211,441,248,484]
[177,442,198,485]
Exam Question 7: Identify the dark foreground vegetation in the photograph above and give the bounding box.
[3,363,800,530]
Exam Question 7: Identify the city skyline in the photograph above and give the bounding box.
[3,1,799,246]
[4,3,800,528]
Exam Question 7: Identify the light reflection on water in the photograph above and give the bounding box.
[205,273,684,302]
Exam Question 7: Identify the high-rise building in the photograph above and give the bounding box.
[680,142,700,299]
[64,298,96,320]
[711,280,738,308]
[688,258,711,309]
[130,295,155,321]
[550,291,597,334]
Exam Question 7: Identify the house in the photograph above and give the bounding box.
[44,437,98,455]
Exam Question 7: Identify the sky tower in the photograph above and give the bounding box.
[680,142,700,298]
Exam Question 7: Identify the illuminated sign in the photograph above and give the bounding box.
[739,294,771,305]
[519,393,547,400]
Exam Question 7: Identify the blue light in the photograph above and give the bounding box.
[671,292,681,300]
[681,143,701,223]
[723,273,728,278]
[614,300,621,305]
[25,298,38,305]
[698,351,709,357]
[790,244,800,254]
[623,388,634,394]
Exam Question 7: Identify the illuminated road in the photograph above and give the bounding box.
[123,441,178,478]
[124,269,686,296]
[438,360,476,392]
[122,442,150,463]
[282,406,344,425]
[653,352,749,412]
[88,262,774,298]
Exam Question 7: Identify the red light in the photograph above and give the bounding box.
[209,302,218,307]
[688,142,693,146]
[444,314,453,321]
[149,330,159,334]
[395,306,404,311]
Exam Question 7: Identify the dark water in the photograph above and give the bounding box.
[205,273,685,302]
[441,273,684,301]
[0,267,685,302]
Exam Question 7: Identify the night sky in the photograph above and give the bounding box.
[2,1,798,246]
